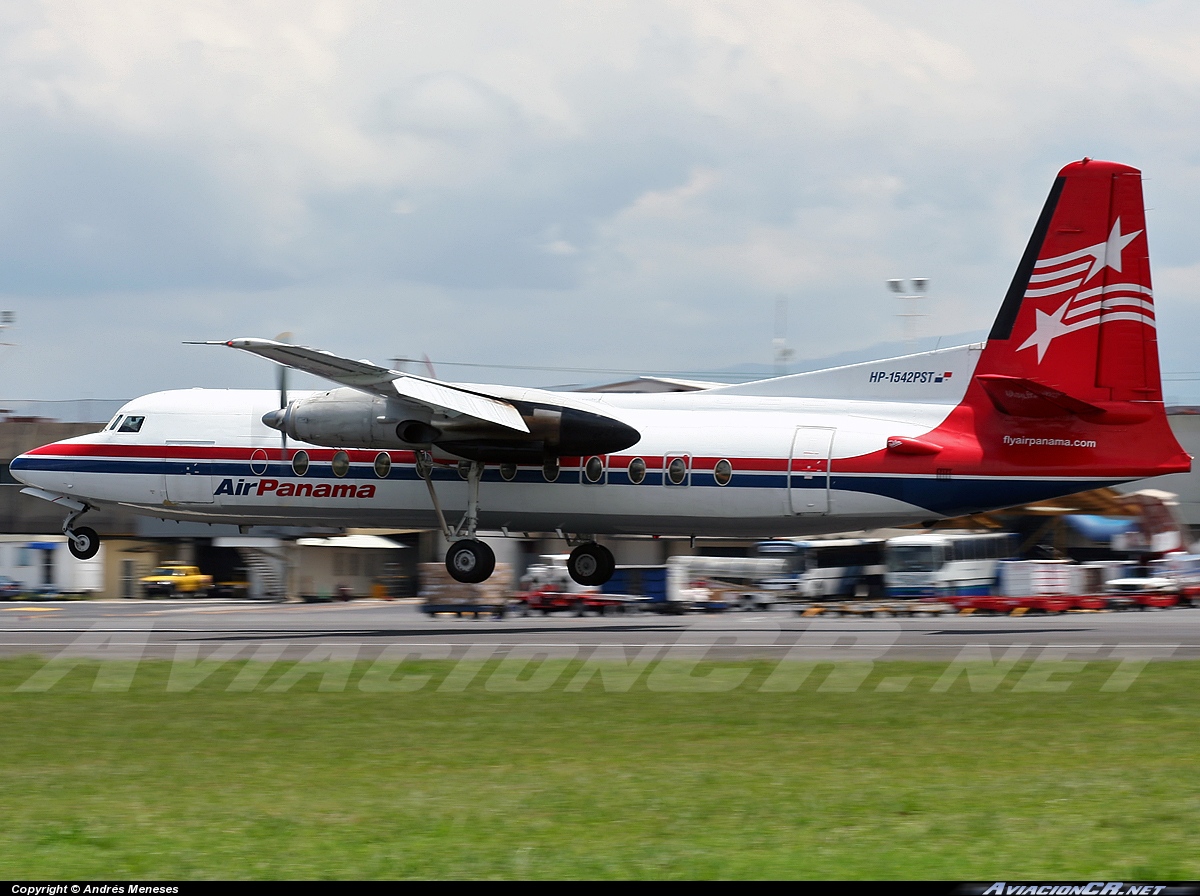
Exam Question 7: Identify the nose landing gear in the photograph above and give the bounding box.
[61,504,100,561]
[67,527,101,561]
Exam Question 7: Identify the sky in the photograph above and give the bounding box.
[3,0,1200,404]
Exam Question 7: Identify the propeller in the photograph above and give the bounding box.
[275,331,292,462]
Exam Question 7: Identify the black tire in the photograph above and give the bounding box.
[568,543,615,587]
[445,540,496,584]
[67,527,100,561]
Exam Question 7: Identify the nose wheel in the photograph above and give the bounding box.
[568,542,615,587]
[58,503,101,561]
[445,539,496,584]
[67,526,100,561]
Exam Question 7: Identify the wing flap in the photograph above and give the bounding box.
[392,376,529,432]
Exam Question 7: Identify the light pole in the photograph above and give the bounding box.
[886,278,927,346]
[773,296,794,376]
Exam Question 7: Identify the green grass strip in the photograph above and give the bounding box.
[0,657,1197,879]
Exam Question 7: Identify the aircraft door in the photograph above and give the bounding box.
[789,427,834,515]
[165,441,215,504]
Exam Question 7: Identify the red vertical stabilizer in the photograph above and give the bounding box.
[930,160,1189,481]
[981,159,1159,403]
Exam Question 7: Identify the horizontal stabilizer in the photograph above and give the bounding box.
[706,343,981,403]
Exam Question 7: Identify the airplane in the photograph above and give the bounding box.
[11,159,1191,587]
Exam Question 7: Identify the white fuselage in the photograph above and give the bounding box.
[11,347,1120,539]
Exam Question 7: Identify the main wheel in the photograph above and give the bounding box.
[445,540,496,584]
[67,527,100,561]
[568,542,615,587]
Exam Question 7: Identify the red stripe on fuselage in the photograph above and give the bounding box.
[25,443,419,463]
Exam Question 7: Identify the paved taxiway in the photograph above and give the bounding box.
[0,599,1196,662]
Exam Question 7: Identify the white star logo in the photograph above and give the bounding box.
[1081,218,1141,283]
[1017,217,1146,362]
[1017,298,1073,362]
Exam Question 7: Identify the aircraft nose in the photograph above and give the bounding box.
[8,450,36,486]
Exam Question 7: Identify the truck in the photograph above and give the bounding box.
[514,555,648,615]
[0,535,104,597]
[140,564,213,598]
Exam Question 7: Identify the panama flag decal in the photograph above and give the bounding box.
[1017,217,1153,362]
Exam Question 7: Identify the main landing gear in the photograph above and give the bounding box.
[567,542,615,587]
[445,539,495,585]
[418,454,498,585]
[419,454,617,587]
[62,504,100,561]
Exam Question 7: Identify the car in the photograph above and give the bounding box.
[1104,576,1180,609]
[0,576,23,600]
[1105,576,1177,594]
[140,564,213,598]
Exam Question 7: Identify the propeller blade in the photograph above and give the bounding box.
[275,332,292,459]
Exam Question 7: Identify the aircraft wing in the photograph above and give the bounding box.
[218,338,529,433]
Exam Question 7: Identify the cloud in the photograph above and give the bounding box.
[2,1,1200,399]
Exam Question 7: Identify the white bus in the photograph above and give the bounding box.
[885,532,1019,598]
[753,538,886,600]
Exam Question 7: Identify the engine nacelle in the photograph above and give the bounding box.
[261,386,641,461]
[264,388,418,449]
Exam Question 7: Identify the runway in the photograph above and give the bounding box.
[1,599,1197,663]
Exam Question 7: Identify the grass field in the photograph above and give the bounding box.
[0,656,1197,879]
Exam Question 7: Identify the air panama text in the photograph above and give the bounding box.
[214,478,377,499]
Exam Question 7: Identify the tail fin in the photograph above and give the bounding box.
[948,159,1190,484]
[979,159,1160,405]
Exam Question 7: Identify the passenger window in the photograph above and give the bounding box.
[292,450,310,476]
[584,456,604,483]
[714,459,733,486]
[331,451,350,478]
[373,452,391,479]
[117,416,145,433]
[627,458,647,484]
[667,457,688,485]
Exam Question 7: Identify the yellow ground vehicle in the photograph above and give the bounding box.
[140,564,213,598]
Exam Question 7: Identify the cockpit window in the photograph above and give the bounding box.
[106,416,124,431]
[117,416,145,433]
